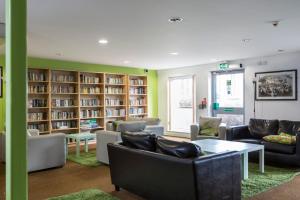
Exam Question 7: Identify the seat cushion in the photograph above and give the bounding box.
[262,141,296,154]
[156,137,202,158]
[235,139,263,145]
[249,118,279,139]
[121,132,156,152]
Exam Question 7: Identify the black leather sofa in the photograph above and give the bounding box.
[226,118,300,166]
[108,142,241,200]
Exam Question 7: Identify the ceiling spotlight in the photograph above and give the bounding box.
[168,17,184,23]
[169,52,179,56]
[98,39,109,44]
[278,49,285,52]
[242,38,252,43]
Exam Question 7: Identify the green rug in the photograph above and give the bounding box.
[48,189,119,200]
[242,163,300,199]
[67,150,101,167]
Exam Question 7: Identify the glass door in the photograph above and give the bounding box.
[168,76,195,133]
[212,70,244,126]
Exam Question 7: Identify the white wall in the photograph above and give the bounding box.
[158,51,300,130]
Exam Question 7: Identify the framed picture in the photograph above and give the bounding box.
[255,69,298,101]
[0,66,2,98]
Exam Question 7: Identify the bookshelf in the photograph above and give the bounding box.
[27,69,148,134]
[128,75,148,118]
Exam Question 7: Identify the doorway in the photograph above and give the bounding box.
[212,70,245,126]
[168,75,195,134]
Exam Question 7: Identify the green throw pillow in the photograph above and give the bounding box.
[200,128,217,136]
[263,133,296,145]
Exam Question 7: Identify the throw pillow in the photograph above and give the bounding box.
[279,132,297,144]
[156,137,202,158]
[263,133,296,145]
[200,128,218,136]
[121,132,156,152]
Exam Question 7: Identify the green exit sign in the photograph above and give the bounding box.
[219,63,229,70]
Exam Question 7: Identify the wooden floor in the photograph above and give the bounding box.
[0,138,300,200]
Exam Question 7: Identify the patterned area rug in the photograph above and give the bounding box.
[48,189,119,200]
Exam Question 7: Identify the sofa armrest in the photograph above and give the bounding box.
[190,124,200,141]
[226,125,251,141]
[218,123,227,140]
[296,133,300,155]
[145,125,164,136]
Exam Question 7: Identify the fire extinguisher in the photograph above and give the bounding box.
[199,98,207,109]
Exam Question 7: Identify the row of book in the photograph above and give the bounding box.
[80,110,102,118]
[105,87,124,94]
[80,119,99,129]
[28,85,47,93]
[52,121,77,129]
[28,112,47,121]
[51,111,76,120]
[28,123,48,132]
[28,99,47,108]
[28,72,47,81]
[80,99,101,106]
[129,87,146,95]
[129,98,146,106]
[106,77,123,84]
[52,99,75,107]
[52,85,76,94]
[130,79,145,85]
[105,98,124,106]
[106,108,126,117]
[129,107,145,115]
[80,74,102,84]
[52,74,76,82]
[81,86,102,94]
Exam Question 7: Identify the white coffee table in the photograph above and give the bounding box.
[193,139,264,180]
[66,133,96,157]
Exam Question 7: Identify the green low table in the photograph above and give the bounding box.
[66,133,96,157]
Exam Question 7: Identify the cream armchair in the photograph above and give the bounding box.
[190,116,227,141]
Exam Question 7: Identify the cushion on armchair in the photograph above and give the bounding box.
[199,117,221,136]
[248,118,279,139]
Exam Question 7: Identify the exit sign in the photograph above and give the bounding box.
[219,63,229,70]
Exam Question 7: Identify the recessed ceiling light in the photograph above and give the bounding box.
[168,17,184,23]
[242,38,252,43]
[123,60,131,64]
[169,52,179,56]
[278,49,285,52]
[98,39,109,44]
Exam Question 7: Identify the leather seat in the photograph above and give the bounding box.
[262,141,296,154]
[235,139,262,145]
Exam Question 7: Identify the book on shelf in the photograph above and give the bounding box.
[80,74,101,84]
[52,99,75,107]
[51,111,75,120]
[80,109,101,118]
[130,79,145,85]
[129,87,145,95]
[52,74,76,82]
[105,98,124,106]
[28,123,48,132]
[106,108,126,117]
[129,97,146,106]
[28,71,47,82]
[105,87,124,94]
[80,119,99,130]
[28,99,47,108]
[80,98,101,106]
[52,121,77,129]
[129,107,145,115]
[81,86,102,94]
[52,85,76,93]
[28,112,47,121]
[28,85,47,93]
[106,77,123,84]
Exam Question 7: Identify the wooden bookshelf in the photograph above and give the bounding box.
[128,75,148,119]
[27,69,148,134]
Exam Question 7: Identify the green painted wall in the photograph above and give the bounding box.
[0,55,158,131]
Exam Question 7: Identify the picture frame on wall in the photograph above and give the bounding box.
[255,69,298,101]
[0,66,2,98]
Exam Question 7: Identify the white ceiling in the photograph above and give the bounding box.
[1,0,300,69]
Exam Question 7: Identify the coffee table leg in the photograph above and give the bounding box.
[259,149,265,173]
[76,139,80,157]
[85,139,88,153]
[241,152,249,180]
